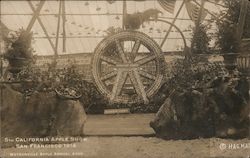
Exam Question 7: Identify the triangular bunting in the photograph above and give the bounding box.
[157,0,177,14]
[185,0,207,22]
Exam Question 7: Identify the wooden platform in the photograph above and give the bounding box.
[84,113,155,136]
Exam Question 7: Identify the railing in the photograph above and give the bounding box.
[236,54,250,77]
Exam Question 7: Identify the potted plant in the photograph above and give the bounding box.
[3,28,34,74]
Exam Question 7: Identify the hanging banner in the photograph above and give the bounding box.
[185,0,207,22]
[157,0,177,14]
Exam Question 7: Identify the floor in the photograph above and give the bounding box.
[84,113,155,136]
[1,114,249,158]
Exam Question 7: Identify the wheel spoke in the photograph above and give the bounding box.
[100,71,118,81]
[128,70,149,104]
[100,56,118,65]
[131,40,141,61]
[138,70,156,80]
[110,71,128,101]
[135,55,156,65]
[115,40,128,63]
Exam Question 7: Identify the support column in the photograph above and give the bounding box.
[28,1,57,54]
[62,0,66,53]
[160,1,185,48]
[0,0,3,151]
[26,0,45,32]
[55,0,62,58]
[122,0,127,30]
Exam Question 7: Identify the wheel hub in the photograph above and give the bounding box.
[116,63,139,69]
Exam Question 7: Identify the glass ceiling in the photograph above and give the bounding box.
[0,0,226,56]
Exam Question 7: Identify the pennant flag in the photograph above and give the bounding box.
[84,2,89,6]
[185,1,207,22]
[157,0,177,14]
[106,0,115,4]
[96,7,101,11]
[115,16,120,20]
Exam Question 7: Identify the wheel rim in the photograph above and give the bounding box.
[92,31,165,104]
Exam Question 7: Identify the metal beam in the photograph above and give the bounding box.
[193,0,220,23]
[0,21,9,31]
[0,13,219,21]
[27,1,57,54]
[0,21,10,38]
[1,13,123,16]
[55,0,62,56]
[122,0,127,30]
[0,14,215,21]
[62,0,66,52]
[0,1,4,146]
[151,19,187,48]
[26,0,45,32]
[160,0,185,48]
[33,36,192,39]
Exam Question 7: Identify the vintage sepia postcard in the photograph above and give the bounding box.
[0,0,249,157]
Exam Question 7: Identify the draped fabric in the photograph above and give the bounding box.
[185,0,207,22]
[157,0,177,14]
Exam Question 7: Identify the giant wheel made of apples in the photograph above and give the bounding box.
[92,31,166,104]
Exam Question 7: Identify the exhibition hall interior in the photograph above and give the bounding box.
[0,0,249,157]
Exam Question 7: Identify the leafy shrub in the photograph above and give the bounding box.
[191,24,211,54]
[15,62,107,113]
[13,55,227,114]
[167,56,227,93]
